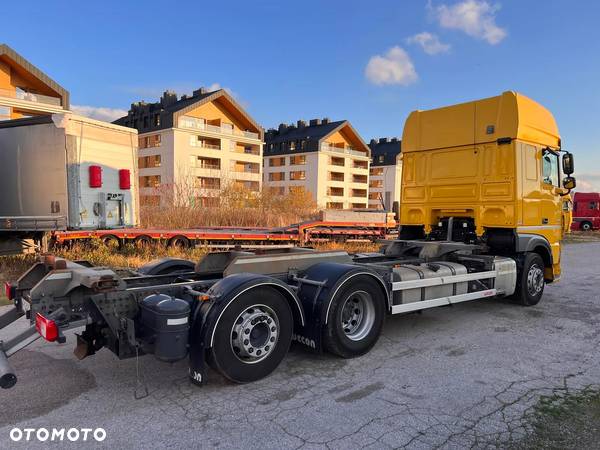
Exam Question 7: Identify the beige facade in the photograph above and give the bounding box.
[368,156,402,210]
[263,121,370,209]
[367,137,403,213]
[117,89,263,207]
[0,44,69,120]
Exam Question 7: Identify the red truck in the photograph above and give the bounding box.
[571,192,600,231]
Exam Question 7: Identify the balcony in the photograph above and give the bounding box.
[231,143,261,156]
[328,187,344,197]
[353,161,368,170]
[353,174,368,184]
[321,143,368,157]
[179,116,259,139]
[329,172,345,182]
[232,162,260,174]
[352,189,368,198]
[369,180,384,189]
[330,156,345,167]
[0,86,62,107]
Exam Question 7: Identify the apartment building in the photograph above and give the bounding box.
[114,88,264,206]
[263,118,371,209]
[368,137,402,212]
[0,44,69,120]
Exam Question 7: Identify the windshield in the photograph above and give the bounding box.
[542,149,560,187]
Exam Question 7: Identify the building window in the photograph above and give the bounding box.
[327,202,344,209]
[268,186,286,195]
[290,155,306,165]
[289,141,296,151]
[328,187,344,197]
[329,172,344,182]
[352,203,367,209]
[153,114,161,127]
[370,167,384,176]
[353,174,367,184]
[138,155,161,169]
[0,106,11,121]
[369,180,383,188]
[140,195,161,206]
[330,156,345,167]
[268,172,285,182]
[190,136,221,149]
[140,175,161,188]
[139,134,161,149]
[196,177,221,190]
[290,171,306,181]
[143,116,149,128]
[269,157,286,167]
[378,155,384,163]
[352,189,367,198]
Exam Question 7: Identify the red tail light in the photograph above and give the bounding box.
[35,313,59,342]
[4,282,14,300]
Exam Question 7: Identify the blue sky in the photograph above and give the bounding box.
[4,0,600,189]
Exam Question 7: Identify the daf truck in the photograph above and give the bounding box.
[0,91,576,389]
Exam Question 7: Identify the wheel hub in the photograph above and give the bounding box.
[231,305,278,363]
[526,264,544,296]
[340,290,375,341]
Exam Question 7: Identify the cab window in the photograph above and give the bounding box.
[542,149,559,187]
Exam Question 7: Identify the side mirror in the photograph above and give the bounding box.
[563,176,576,190]
[562,152,575,175]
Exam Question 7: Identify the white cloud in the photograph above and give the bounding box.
[407,32,451,55]
[434,0,507,45]
[576,173,600,192]
[365,46,418,86]
[71,105,128,122]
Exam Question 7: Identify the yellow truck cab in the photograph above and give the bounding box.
[400,91,576,289]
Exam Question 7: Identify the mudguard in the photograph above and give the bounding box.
[137,258,196,275]
[294,263,389,353]
[188,273,304,385]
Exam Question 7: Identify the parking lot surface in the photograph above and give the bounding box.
[1,243,599,449]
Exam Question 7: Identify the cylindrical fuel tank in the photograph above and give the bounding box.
[392,262,468,305]
[140,294,190,362]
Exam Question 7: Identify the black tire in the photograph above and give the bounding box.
[168,235,191,249]
[323,276,385,358]
[512,253,545,306]
[101,235,121,249]
[134,235,152,248]
[581,222,592,231]
[208,286,293,383]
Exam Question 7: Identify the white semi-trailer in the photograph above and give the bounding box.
[0,113,139,254]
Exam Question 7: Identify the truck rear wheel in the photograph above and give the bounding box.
[581,221,592,231]
[208,287,293,383]
[513,253,545,306]
[323,276,385,358]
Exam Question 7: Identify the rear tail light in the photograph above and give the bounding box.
[35,313,59,342]
[4,282,14,300]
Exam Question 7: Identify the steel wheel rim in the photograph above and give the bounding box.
[340,290,375,341]
[230,304,279,364]
[526,264,544,296]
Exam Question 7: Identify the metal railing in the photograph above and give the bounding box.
[0,87,62,107]
[321,144,368,157]
[179,116,259,139]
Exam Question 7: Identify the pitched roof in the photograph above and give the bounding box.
[0,44,70,109]
[369,138,401,166]
[113,88,263,138]
[264,119,370,156]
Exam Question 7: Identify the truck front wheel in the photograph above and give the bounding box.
[513,253,545,306]
[581,221,592,231]
[208,287,293,383]
[323,276,385,358]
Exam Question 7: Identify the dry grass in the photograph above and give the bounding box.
[141,183,319,229]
